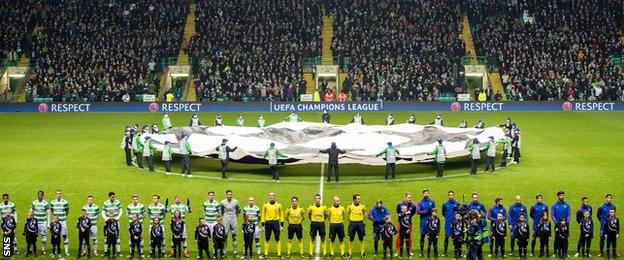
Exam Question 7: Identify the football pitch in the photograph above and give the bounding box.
[1,111,623,258]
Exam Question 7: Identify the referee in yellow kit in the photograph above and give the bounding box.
[346,193,368,258]
[260,192,284,258]
[307,194,329,258]
[328,196,347,258]
[284,196,305,257]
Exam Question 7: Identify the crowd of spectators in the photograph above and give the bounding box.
[26,0,188,102]
[466,0,624,101]
[188,0,322,102]
[331,0,466,102]
[4,1,624,103]
[1,0,40,62]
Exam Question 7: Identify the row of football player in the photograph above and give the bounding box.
[1,189,619,259]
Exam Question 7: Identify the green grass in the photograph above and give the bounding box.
[1,111,623,259]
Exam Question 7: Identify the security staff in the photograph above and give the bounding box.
[385,113,395,125]
[350,113,365,125]
[162,113,172,130]
[179,134,192,177]
[319,142,346,182]
[406,115,416,124]
[483,136,496,172]
[321,110,331,124]
[214,114,224,126]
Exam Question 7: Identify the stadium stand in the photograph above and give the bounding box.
[188,0,322,102]
[465,0,624,101]
[26,0,188,102]
[331,0,466,102]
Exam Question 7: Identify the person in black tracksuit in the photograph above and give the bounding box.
[578,211,593,257]
[554,218,569,258]
[242,215,256,259]
[213,218,226,259]
[397,205,412,257]
[426,209,440,258]
[171,213,185,258]
[50,215,62,257]
[493,213,507,258]
[380,218,396,259]
[23,211,38,257]
[322,110,331,123]
[104,213,120,259]
[537,212,551,257]
[514,213,530,259]
[123,128,133,166]
[451,213,465,259]
[512,130,521,164]
[195,218,211,259]
[605,209,619,258]
[77,209,92,258]
[129,214,143,259]
[319,142,346,182]
[150,218,164,258]
[2,212,16,256]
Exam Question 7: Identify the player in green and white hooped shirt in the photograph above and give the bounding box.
[168,196,190,257]
[203,191,221,243]
[126,195,146,252]
[148,195,167,257]
[2,193,18,254]
[82,195,100,256]
[428,138,447,178]
[50,189,70,256]
[31,190,49,255]
[102,192,122,256]
[482,136,497,172]
[257,114,266,128]
[242,197,262,256]
[221,190,241,257]
[236,114,245,126]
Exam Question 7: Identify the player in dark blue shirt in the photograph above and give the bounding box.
[488,198,507,257]
[441,191,460,257]
[574,197,591,257]
[416,189,435,256]
[530,194,548,256]
[597,194,616,257]
[508,195,527,256]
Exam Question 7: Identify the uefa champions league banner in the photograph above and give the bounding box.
[0,101,622,113]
